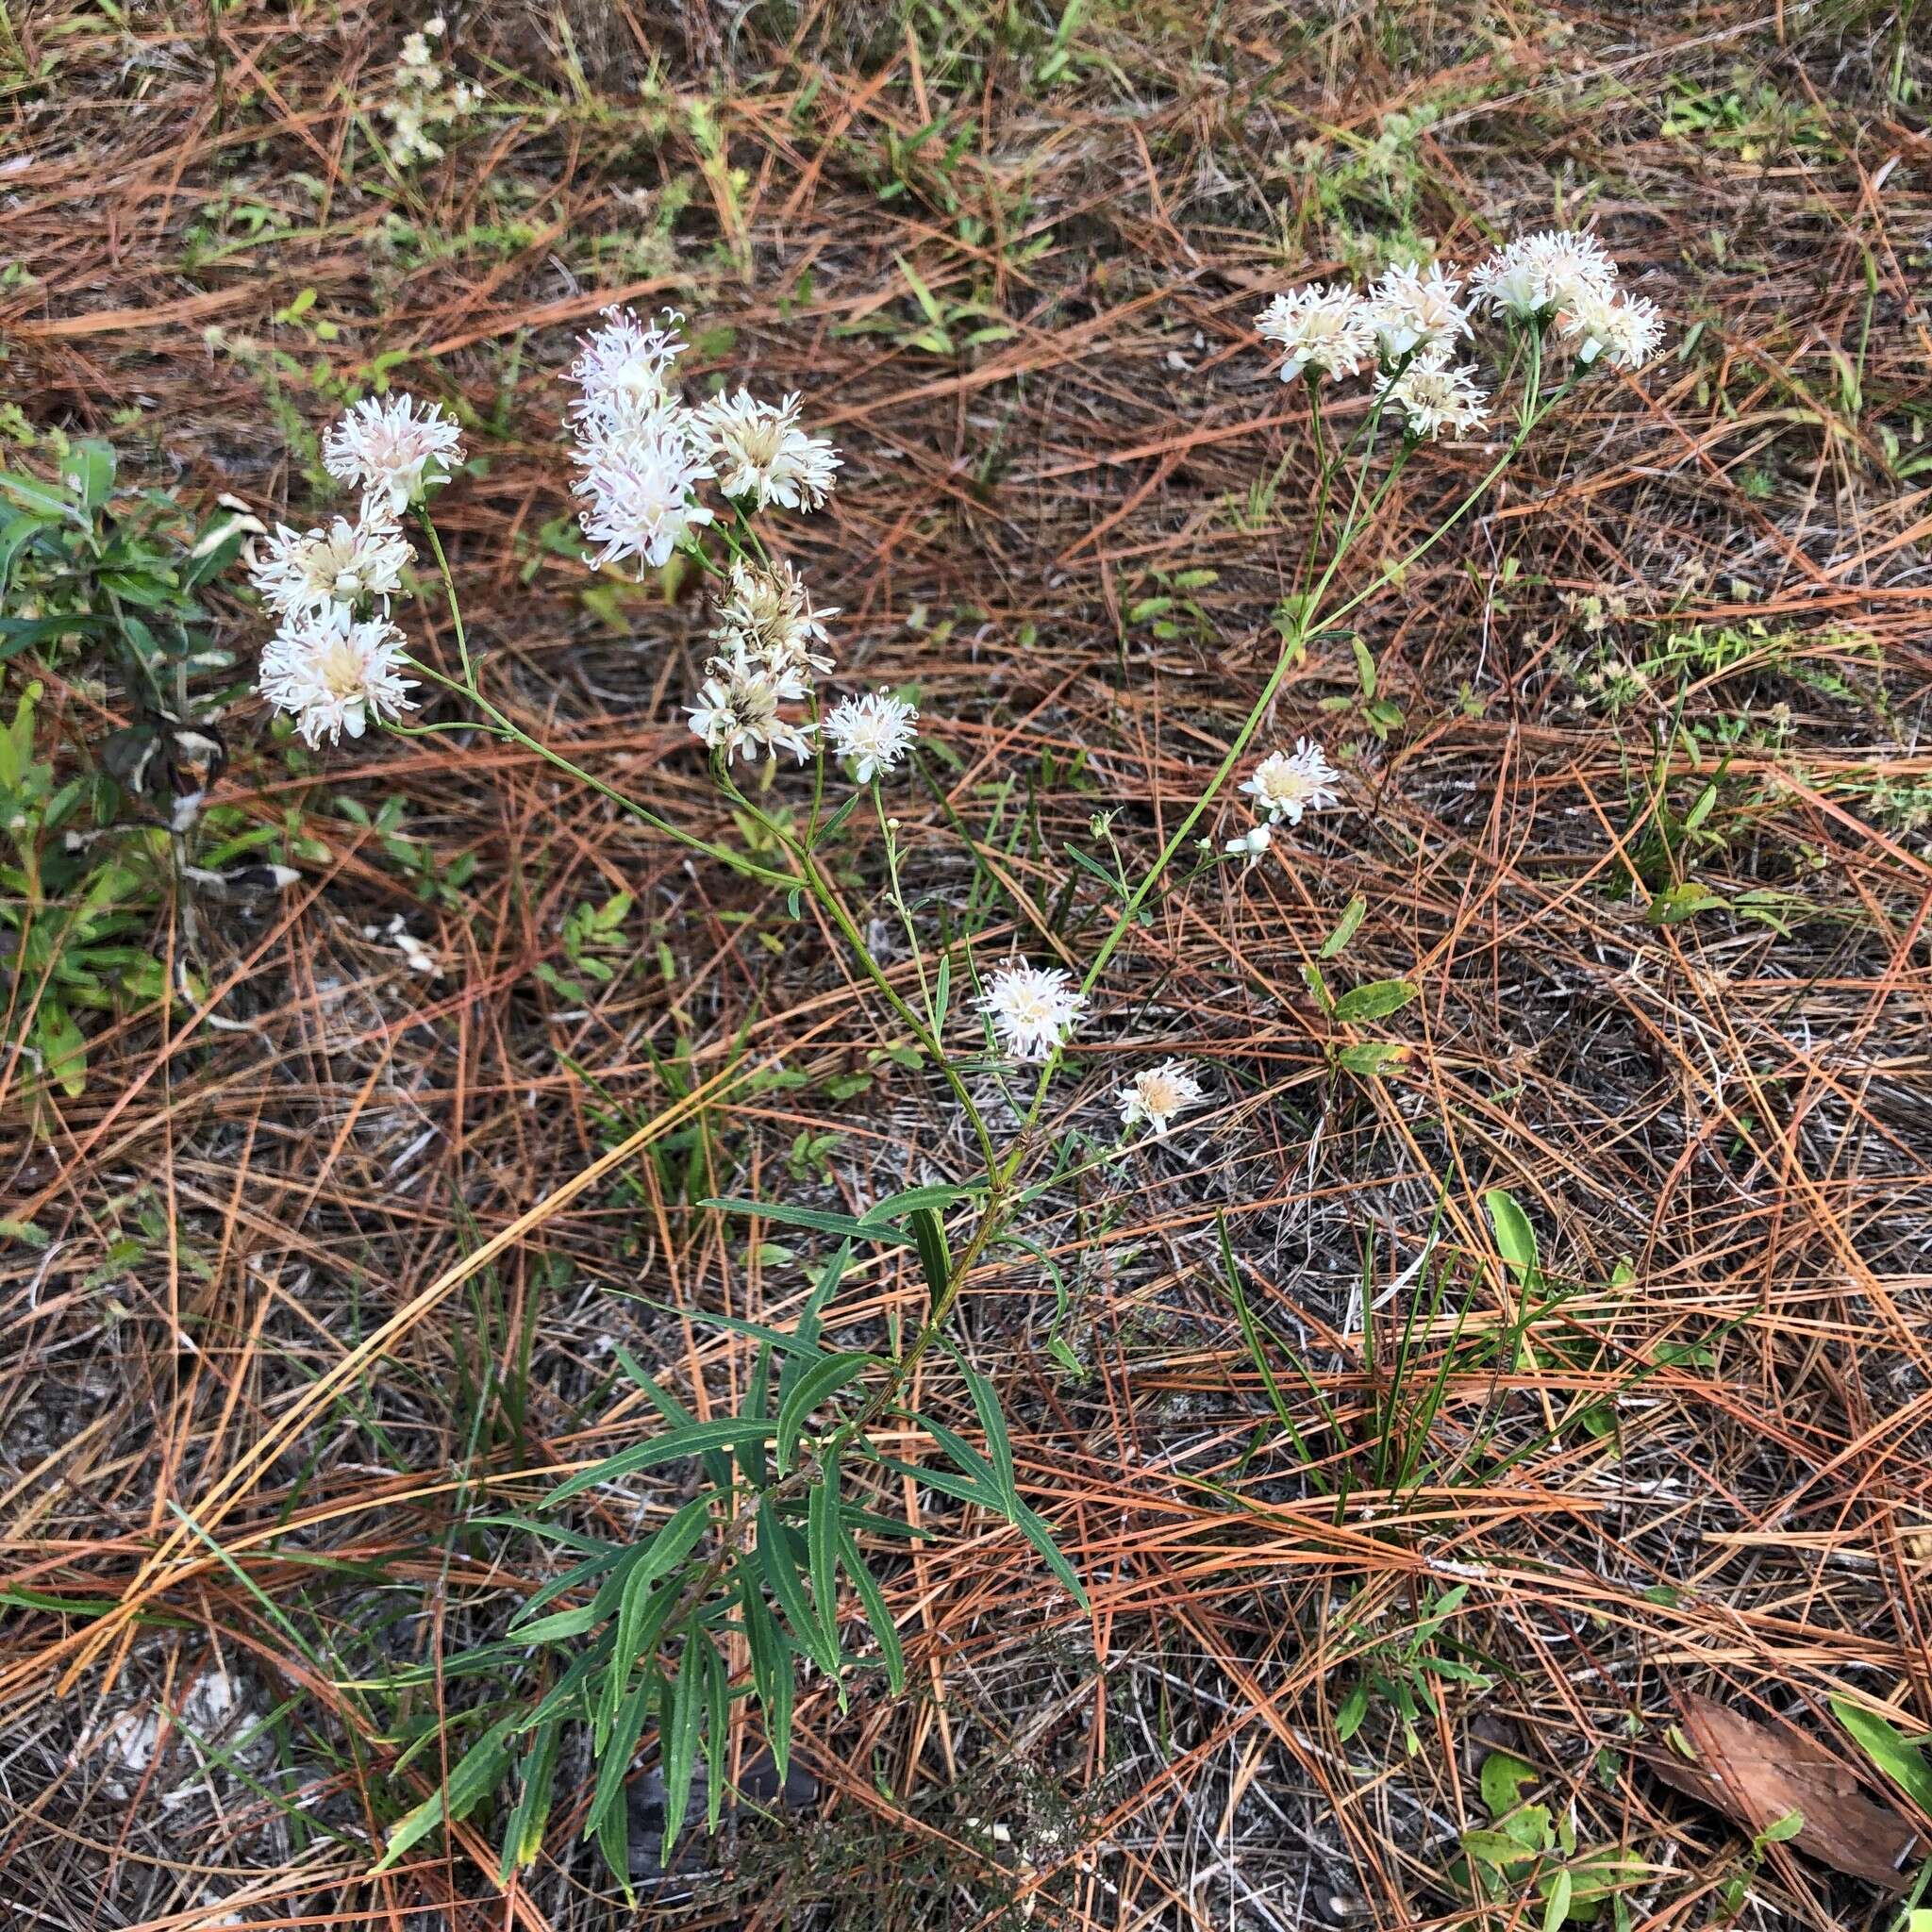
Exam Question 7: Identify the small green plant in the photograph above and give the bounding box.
[1,444,252,1105]
[1451,1749,1646,1925]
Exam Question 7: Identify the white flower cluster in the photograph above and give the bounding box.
[254,392,466,745]
[1255,230,1665,437]
[381,16,482,166]
[564,305,839,579]
[555,308,908,782]
[1224,738,1341,873]
[980,960,1087,1061]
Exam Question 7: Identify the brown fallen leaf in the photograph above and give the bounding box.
[1645,1690,1922,1893]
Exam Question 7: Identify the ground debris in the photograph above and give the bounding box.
[1647,1690,1922,1893]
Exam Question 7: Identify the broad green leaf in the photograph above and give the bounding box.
[61,441,116,511]
[1757,1807,1805,1844]
[1541,1868,1573,1930]
[1831,1695,1932,1812]
[1480,1750,1539,1818]
[0,468,76,519]
[774,1350,873,1474]
[1332,977,1417,1024]
[1482,1191,1540,1282]
[1319,894,1368,958]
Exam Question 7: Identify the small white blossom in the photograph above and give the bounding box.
[979,960,1086,1061]
[824,690,919,782]
[1471,229,1617,322]
[575,417,714,573]
[1366,261,1472,359]
[696,390,841,511]
[710,558,836,680]
[1241,740,1341,825]
[323,394,465,514]
[258,607,416,747]
[1377,350,1489,439]
[1560,289,1665,370]
[1225,823,1273,871]
[249,510,413,618]
[686,664,814,765]
[1255,283,1374,382]
[1117,1060,1205,1134]
[566,306,688,434]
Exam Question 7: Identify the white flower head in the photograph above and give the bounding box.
[249,510,413,618]
[979,959,1086,1061]
[711,558,837,679]
[1560,289,1665,370]
[696,390,841,512]
[686,663,814,766]
[566,305,688,434]
[1255,283,1374,382]
[1378,350,1489,440]
[323,393,465,514]
[1472,228,1618,322]
[1241,739,1341,825]
[1224,823,1274,871]
[824,689,919,783]
[1366,260,1473,359]
[258,606,416,747]
[575,416,715,574]
[1117,1060,1205,1134]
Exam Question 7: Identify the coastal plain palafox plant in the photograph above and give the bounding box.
[234,227,1666,1885]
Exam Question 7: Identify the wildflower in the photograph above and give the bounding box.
[1377,350,1489,439]
[1117,1060,1205,1134]
[979,959,1087,1061]
[1559,289,1664,370]
[1241,739,1341,825]
[1254,283,1374,382]
[824,689,919,782]
[258,606,416,746]
[566,306,688,433]
[1471,228,1617,322]
[575,418,714,573]
[1224,823,1273,871]
[323,394,465,515]
[710,558,837,680]
[686,662,814,765]
[696,390,841,511]
[249,510,413,618]
[1366,260,1472,360]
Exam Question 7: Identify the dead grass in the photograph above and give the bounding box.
[4,0,1932,1927]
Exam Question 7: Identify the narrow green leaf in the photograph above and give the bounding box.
[702,1638,728,1833]
[659,1639,704,1864]
[774,1351,874,1475]
[585,1676,652,1842]
[1831,1695,1932,1813]
[741,1342,774,1487]
[909,1206,951,1316]
[808,1455,843,1654]
[500,1716,561,1876]
[702,1196,916,1246]
[1541,1868,1574,1930]
[1013,1498,1088,1608]
[756,1498,840,1676]
[931,952,951,1029]
[543,1420,774,1506]
[837,1518,905,1694]
[741,1574,791,1780]
[377,1714,517,1868]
